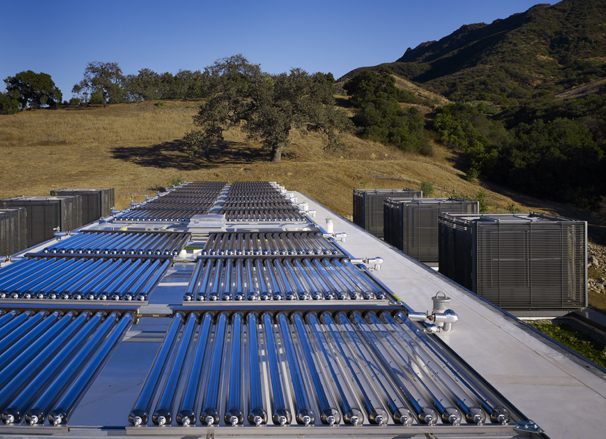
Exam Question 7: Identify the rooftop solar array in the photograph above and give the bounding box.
[0,181,572,438]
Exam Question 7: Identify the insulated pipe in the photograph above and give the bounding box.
[152,313,198,426]
[293,259,321,300]
[222,259,233,301]
[209,260,223,301]
[0,312,77,384]
[337,312,410,426]
[342,260,385,298]
[323,259,365,300]
[292,313,340,426]
[369,313,481,424]
[122,259,160,300]
[262,313,291,426]
[277,313,315,426]
[184,260,204,301]
[273,260,294,300]
[381,313,462,425]
[350,312,423,425]
[392,312,509,425]
[264,259,283,300]
[25,312,120,426]
[0,311,47,356]
[177,313,213,426]
[332,259,373,299]
[195,260,213,301]
[39,259,96,299]
[254,259,270,300]
[245,259,258,301]
[320,312,387,425]
[234,259,244,301]
[305,313,363,425]
[282,260,309,300]
[312,259,347,299]
[0,311,62,372]
[247,313,267,426]
[200,313,227,426]
[0,311,33,339]
[225,313,244,426]
[302,259,334,300]
[129,312,184,426]
[1,311,102,425]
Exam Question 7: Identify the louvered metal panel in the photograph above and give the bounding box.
[50,189,114,225]
[0,209,27,257]
[439,213,587,311]
[353,189,422,239]
[386,198,478,262]
[0,197,82,248]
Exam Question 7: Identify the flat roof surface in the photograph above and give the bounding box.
[299,191,606,439]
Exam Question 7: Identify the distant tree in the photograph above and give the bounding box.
[3,70,62,109]
[72,62,125,107]
[184,55,352,162]
[124,68,162,102]
[0,91,20,114]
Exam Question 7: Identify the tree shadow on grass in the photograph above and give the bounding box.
[111,139,271,170]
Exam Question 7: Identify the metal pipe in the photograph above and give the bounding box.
[152,313,198,426]
[320,312,387,425]
[177,313,213,426]
[1,311,102,425]
[262,313,291,426]
[379,313,462,424]
[292,313,340,425]
[391,312,508,424]
[129,312,184,426]
[0,311,62,372]
[306,313,363,425]
[247,313,267,426]
[277,313,315,426]
[44,313,134,425]
[200,313,227,426]
[302,259,334,300]
[0,311,46,356]
[225,313,243,426]
[25,312,121,426]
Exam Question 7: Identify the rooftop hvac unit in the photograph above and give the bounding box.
[50,188,114,225]
[385,198,479,262]
[0,208,27,256]
[438,213,587,311]
[353,189,422,239]
[0,196,82,248]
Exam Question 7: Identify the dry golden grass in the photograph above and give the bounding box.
[0,99,600,229]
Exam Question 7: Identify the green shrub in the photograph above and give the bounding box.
[421,181,435,197]
[168,175,185,187]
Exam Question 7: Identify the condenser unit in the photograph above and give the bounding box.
[438,212,587,311]
[50,188,115,225]
[0,208,27,256]
[353,189,422,239]
[385,198,478,262]
[0,196,82,247]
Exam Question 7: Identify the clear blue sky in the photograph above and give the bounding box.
[1,0,559,100]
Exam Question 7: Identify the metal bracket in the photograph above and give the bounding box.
[513,419,544,433]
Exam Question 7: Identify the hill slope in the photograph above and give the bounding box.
[344,0,606,104]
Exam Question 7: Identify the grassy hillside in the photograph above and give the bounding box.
[1,99,606,310]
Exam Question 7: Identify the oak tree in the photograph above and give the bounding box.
[4,71,62,109]
[72,62,125,107]
[184,55,352,162]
